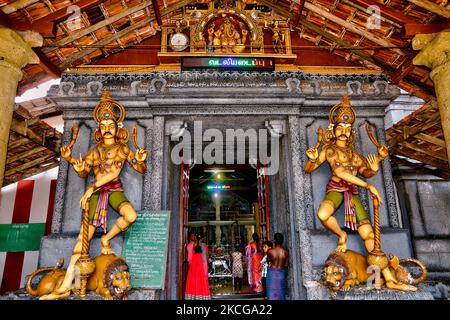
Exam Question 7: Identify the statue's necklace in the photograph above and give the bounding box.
[334,145,353,157]
[99,144,119,160]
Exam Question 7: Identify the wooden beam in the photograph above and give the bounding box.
[293,0,306,28]
[260,0,293,18]
[401,141,448,162]
[10,119,60,153]
[58,17,153,69]
[8,137,31,149]
[43,0,193,53]
[388,110,441,148]
[392,148,449,171]
[12,0,107,37]
[405,0,450,19]
[391,155,450,180]
[152,0,162,26]
[342,0,418,25]
[3,161,59,186]
[303,2,405,55]
[33,48,62,78]
[6,146,48,164]
[43,0,153,53]
[390,59,416,83]
[298,20,378,66]
[58,0,194,69]
[415,133,447,148]
[5,154,56,177]
[404,22,450,37]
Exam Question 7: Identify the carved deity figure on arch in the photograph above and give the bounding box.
[40,88,148,300]
[304,96,418,292]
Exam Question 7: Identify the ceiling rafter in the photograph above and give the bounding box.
[404,0,450,18]
[58,0,195,69]
[152,0,163,26]
[304,2,405,56]
[11,0,108,37]
[42,0,155,54]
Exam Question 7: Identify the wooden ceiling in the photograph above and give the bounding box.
[0,0,448,180]
[4,104,61,186]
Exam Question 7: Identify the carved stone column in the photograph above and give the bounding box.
[412,29,450,163]
[0,27,41,187]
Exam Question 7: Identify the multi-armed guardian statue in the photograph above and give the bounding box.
[27,88,148,300]
[305,96,427,293]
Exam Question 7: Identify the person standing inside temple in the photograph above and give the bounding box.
[260,240,273,298]
[186,231,197,266]
[246,233,263,293]
[266,233,289,300]
[184,240,211,300]
[231,244,244,292]
[196,232,209,276]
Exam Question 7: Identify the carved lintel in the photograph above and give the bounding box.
[59,81,75,96]
[373,80,389,96]
[347,80,362,96]
[310,80,322,96]
[265,120,286,138]
[286,78,301,93]
[165,120,187,140]
[86,81,103,96]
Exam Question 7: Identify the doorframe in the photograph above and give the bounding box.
[177,163,271,298]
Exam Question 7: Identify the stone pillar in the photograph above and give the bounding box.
[412,29,450,163]
[0,27,40,187]
[215,195,221,246]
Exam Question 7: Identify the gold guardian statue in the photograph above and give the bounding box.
[37,88,148,300]
[305,96,426,292]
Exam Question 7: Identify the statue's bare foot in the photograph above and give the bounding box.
[335,232,348,252]
[39,287,71,300]
[386,281,417,292]
[101,236,115,255]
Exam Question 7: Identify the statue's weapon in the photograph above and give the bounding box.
[132,124,141,150]
[364,121,389,273]
[75,199,95,298]
[365,121,380,148]
[315,126,324,149]
[68,123,80,149]
[66,123,95,298]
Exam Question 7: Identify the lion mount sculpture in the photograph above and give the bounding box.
[322,250,427,294]
[26,254,131,300]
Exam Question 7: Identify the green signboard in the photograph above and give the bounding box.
[123,211,171,289]
[0,223,46,252]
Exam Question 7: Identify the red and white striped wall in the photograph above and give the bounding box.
[0,167,58,294]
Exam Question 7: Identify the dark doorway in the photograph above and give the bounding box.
[179,164,271,298]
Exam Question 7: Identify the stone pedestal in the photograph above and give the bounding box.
[0,27,40,187]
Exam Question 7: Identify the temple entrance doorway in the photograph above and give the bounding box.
[179,163,271,299]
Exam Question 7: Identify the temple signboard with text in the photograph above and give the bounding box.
[123,211,171,289]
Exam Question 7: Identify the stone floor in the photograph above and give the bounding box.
[0,283,446,300]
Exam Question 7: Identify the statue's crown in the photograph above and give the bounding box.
[329,96,356,125]
[93,88,125,124]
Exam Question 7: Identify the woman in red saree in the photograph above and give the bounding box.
[185,238,210,299]
[246,233,263,293]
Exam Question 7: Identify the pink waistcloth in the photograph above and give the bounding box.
[92,179,123,232]
[326,179,358,231]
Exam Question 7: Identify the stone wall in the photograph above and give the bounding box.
[40,71,425,299]
[393,167,450,282]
